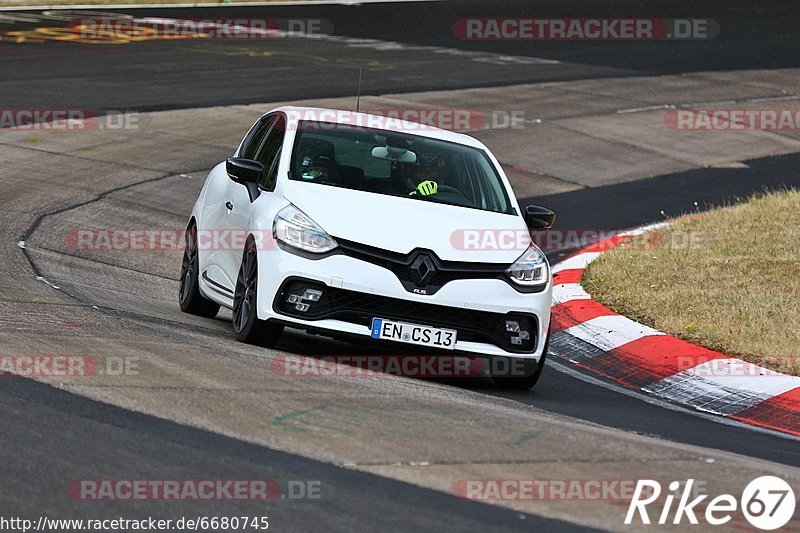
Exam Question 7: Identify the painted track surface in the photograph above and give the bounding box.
[1,1,800,529]
[2,0,799,110]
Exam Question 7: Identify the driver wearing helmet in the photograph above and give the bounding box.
[409,150,445,196]
[298,153,336,181]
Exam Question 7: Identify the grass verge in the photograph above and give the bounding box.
[583,189,800,376]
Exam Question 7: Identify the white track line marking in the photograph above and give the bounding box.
[617,96,800,114]
[562,315,663,352]
[644,359,800,415]
[618,221,669,237]
[684,358,800,394]
[551,252,600,273]
[552,283,590,304]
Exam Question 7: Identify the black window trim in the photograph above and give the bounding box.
[261,146,283,192]
[239,114,276,160]
[254,112,288,193]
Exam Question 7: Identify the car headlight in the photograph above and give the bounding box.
[506,244,550,286]
[273,204,337,254]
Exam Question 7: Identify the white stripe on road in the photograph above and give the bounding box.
[646,358,800,412]
[561,315,663,352]
[618,221,669,237]
[552,283,590,304]
[551,252,601,273]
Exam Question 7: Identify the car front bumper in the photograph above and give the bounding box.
[256,247,552,360]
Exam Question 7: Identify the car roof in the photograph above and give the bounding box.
[267,106,488,149]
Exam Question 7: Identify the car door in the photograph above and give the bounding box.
[203,115,275,293]
[219,113,287,288]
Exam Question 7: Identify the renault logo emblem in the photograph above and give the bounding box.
[409,254,436,286]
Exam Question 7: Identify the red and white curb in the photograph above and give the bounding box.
[549,223,800,437]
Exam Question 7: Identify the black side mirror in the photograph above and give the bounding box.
[227,157,263,184]
[524,204,556,230]
[226,158,263,202]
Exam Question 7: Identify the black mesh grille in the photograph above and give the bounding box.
[274,279,537,353]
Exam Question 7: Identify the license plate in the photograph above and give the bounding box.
[370,318,457,350]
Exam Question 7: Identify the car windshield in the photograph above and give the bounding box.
[289,121,513,214]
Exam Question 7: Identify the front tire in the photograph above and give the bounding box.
[490,332,550,390]
[232,238,283,347]
[179,224,220,318]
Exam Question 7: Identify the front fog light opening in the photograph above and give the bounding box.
[505,319,532,347]
[285,288,324,312]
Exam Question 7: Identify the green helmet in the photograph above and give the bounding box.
[299,153,335,180]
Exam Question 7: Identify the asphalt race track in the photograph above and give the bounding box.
[1,375,590,531]
[2,0,800,110]
[1,1,800,531]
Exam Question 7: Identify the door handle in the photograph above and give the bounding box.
[225,201,234,211]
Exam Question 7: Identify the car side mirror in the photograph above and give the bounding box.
[226,158,263,202]
[524,204,556,230]
[227,157,263,184]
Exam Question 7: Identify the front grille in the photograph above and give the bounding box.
[335,238,507,295]
[274,278,538,353]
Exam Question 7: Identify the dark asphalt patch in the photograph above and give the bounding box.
[526,152,800,232]
[0,374,591,532]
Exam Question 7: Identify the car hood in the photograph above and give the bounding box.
[283,183,530,263]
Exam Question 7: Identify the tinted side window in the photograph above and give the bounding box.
[256,115,286,191]
[262,147,282,192]
[240,116,274,160]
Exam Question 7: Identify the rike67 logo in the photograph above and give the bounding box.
[626,477,795,530]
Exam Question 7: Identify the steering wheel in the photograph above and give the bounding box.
[432,184,473,207]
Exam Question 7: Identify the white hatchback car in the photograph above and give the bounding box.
[180,107,555,388]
